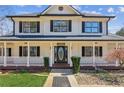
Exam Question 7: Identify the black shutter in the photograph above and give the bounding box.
[82,22,85,33]
[100,47,102,57]
[19,46,22,57]
[69,20,72,32]
[37,46,40,57]
[99,22,102,33]
[50,20,53,32]
[8,48,11,56]
[19,21,22,33]
[82,47,85,56]
[37,22,40,33]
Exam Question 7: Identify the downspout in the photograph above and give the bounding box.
[10,17,15,36]
[106,17,111,35]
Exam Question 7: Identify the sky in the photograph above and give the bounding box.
[0,5,124,34]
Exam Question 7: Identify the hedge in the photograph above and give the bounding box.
[71,56,80,74]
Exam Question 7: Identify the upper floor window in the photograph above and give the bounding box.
[19,21,40,33]
[53,20,69,32]
[50,20,71,32]
[82,22,102,33]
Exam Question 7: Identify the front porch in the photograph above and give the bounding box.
[0,41,123,68]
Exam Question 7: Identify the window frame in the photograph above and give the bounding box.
[20,46,40,57]
[30,46,38,57]
[22,22,38,33]
[22,46,28,57]
[95,46,103,57]
[82,46,93,57]
[82,46,103,57]
[53,20,69,32]
[0,48,12,57]
[84,21,100,33]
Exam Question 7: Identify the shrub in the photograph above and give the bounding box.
[105,48,124,70]
[71,56,80,74]
[19,69,29,73]
[43,57,49,69]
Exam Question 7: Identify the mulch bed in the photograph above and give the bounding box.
[75,70,124,86]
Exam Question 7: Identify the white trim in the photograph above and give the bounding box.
[68,6,80,14]
[4,42,7,67]
[27,42,30,67]
[92,42,96,67]
[42,5,80,15]
[69,43,72,66]
[42,6,53,14]
[50,42,53,67]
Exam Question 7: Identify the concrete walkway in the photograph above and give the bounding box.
[44,69,79,87]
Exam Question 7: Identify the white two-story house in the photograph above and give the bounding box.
[0,5,124,69]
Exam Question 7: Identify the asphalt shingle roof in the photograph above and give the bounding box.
[0,35,124,41]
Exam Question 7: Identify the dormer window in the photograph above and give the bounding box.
[58,6,63,11]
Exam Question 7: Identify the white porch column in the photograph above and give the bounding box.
[69,43,72,67]
[4,42,7,67]
[27,42,30,67]
[92,42,96,68]
[116,42,119,66]
[50,42,53,67]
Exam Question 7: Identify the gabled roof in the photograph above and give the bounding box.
[41,5,81,15]
[6,5,115,18]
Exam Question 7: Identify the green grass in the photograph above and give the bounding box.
[0,73,48,87]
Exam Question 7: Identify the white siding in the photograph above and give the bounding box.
[13,16,108,36]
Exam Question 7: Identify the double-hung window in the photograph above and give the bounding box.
[52,20,70,32]
[95,46,102,57]
[30,46,40,57]
[19,46,28,57]
[84,22,100,33]
[82,46,102,57]
[0,48,11,56]
[19,46,40,57]
[22,22,39,33]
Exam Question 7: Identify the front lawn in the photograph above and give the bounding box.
[75,70,124,86]
[0,72,48,87]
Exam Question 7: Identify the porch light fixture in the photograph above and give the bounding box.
[95,42,98,44]
[24,42,27,44]
[58,6,63,11]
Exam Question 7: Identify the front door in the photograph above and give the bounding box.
[54,46,68,63]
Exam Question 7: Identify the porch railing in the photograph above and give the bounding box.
[0,56,117,67]
[0,56,44,66]
[0,57,4,66]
